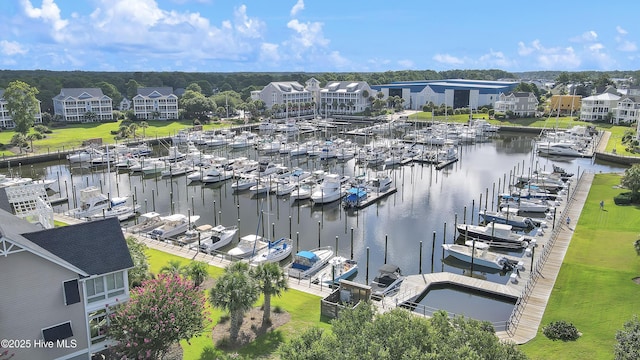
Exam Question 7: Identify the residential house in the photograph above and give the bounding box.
[132,87,179,120]
[0,213,134,360]
[320,81,373,115]
[118,97,131,111]
[0,89,43,129]
[549,95,581,116]
[580,93,621,122]
[494,92,538,117]
[615,96,640,125]
[251,81,314,119]
[305,78,322,115]
[53,88,113,123]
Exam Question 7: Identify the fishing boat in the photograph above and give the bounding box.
[342,187,367,208]
[310,173,346,204]
[370,264,404,298]
[192,224,239,254]
[64,187,128,219]
[478,210,543,229]
[456,222,530,248]
[126,212,165,234]
[442,241,513,271]
[286,246,334,279]
[249,237,293,264]
[313,256,358,285]
[148,214,200,240]
[88,203,140,222]
[227,234,269,258]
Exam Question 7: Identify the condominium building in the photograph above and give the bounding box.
[615,96,640,125]
[53,88,113,122]
[494,92,539,117]
[579,93,621,122]
[251,81,314,118]
[319,81,373,115]
[0,89,43,128]
[132,87,179,120]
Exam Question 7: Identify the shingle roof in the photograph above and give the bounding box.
[136,87,175,97]
[22,217,133,275]
[55,88,106,100]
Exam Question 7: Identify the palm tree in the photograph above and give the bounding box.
[250,262,288,325]
[139,121,149,138]
[159,260,185,276]
[210,262,259,342]
[128,123,139,139]
[184,261,209,287]
[347,100,354,113]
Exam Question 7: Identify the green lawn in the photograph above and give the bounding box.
[144,248,331,359]
[0,120,233,157]
[519,173,640,359]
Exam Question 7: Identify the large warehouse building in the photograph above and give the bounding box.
[371,79,519,110]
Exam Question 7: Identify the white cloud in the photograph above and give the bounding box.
[233,4,265,38]
[617,40,637,52]
[397,59,414,69]
[0,40,28,56]
[432,53,464,65]
[570,30,598,43]
[517,40,581,69]
[478,49,513,68]
[616,26,628,35]
[287,19,329,48]
[290,0,304,17]
[328,51,349,68]
[21,0,69,41]
[259,42,281,63]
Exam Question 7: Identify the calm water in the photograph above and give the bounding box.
[7,129,626,286]
[413,283,517,330]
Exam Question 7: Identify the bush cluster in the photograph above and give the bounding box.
[543,320,580,341]
[614,192,640,205]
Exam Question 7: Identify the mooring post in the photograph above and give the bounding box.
[419,240,423,274]
[384,234,388,264]
[431,231,436,273]
[318,221,321,248]
[350,227,354,259]
[365,247,370,284]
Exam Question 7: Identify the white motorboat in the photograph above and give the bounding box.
[201,168,233,184]
[126,212,165,234]
[370,264,404,298]
[537,142,584,157]
[366,173,393,193]
[314,256,358,285]
[67,148,105,163]
[227,234,269,258]
[272,181,298,196]
[310,173,346,204]
[286,246,334,279]
[191,224,239,254]
[442,242,512,271]
[148,214,200,240]
[141,159,168,175]
[289,184,313,201]
[456,222,530,246]
[88,203,140,222]
[249,237,293,264]
[64,187,128,219]
[161,162,194,177]
[231,177,259,191]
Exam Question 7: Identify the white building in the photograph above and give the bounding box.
[251,81,314,119]
[615,96,640,125]
[119,97,131,111]
[0,89,43,128]
[494,92,538,117]
[580,93,621,122]
[132,87,179,120]
[319,81,373,115]
[53,88,113,122]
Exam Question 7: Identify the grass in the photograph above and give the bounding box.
[144,248,331,359]
[519,173,640,360]
[0,120,233,157]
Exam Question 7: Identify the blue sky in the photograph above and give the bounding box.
[1,0,638,73]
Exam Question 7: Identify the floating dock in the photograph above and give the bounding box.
[345,187,397,210]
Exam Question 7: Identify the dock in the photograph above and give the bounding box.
[346,187,397,210]
[435,158,458,170]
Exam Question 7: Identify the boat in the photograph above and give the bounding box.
[272,180,298,196]
[289,183,313,201]
[286,246,334,279]
[249,237,293,264]
[88,203,140,221]
[342,187,367,208]
[161,162,194,177]
[499,195,550,213]
[442,241,513,271]
[201,167,233,184]
[456,222,530,246]
[141,159,168,175]
[227,234,269,258]
[478,210,543,229]
[126,212,165,234]
[148,213,200,240]
[370,264,404,298]
[64,186,128,218]
[191,224,239,254]
[313,256,358,285]
[537,142,584,157]
[67,147,105,163]
[366,173,393,193]
[231,177,259,191]
[310,173,346,204]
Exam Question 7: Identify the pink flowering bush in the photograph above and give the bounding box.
[108,273,208,359]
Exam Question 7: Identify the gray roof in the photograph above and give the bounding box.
[136,87,175,97]
[22,217,134,275]
[55,88,106,100]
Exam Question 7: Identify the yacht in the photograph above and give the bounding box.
[370,264,404,298]
[148,214,200,240]
[227,234,269,258]
[191,224,239,254]
[310,173,346,204]
[249,237,294,264]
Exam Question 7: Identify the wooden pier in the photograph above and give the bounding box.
[346,187,397,210]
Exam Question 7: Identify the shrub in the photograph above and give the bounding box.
[543,320,580,341]
[34,125,52,133]
[614,192,637,205]
[273,305,283,314]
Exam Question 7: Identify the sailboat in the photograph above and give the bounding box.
[249,193,293,264]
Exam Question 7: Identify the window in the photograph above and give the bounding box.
[63,279,81,305]
[42,322,73,342]
[86,277,105,303]
[106,272,125,298]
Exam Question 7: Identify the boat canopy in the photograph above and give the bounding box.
[379,263,401,274]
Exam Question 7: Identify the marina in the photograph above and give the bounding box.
[8,122,621,343]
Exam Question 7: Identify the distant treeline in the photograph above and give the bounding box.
[1,68,637,113]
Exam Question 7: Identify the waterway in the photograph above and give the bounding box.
[4,129,626,285]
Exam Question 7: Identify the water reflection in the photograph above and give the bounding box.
[6,132,627,285]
